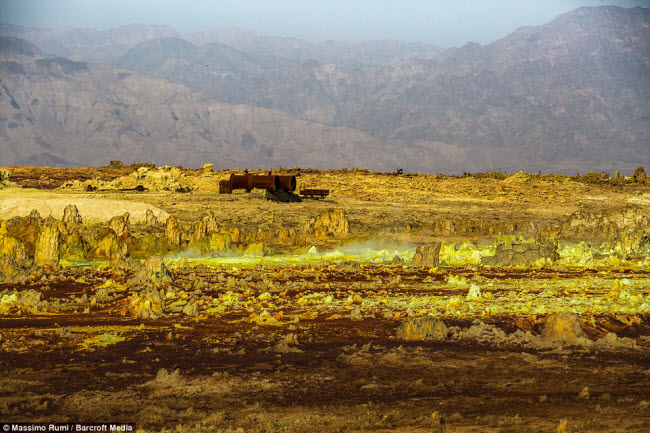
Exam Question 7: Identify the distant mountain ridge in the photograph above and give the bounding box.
[0,6,648,173]
[0,40,457,171]
[182,27,442,70]
[0,36,43,57]
[0,22,179,64]
[0,22,441,69]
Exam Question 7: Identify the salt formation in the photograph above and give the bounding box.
[396,316,449,340]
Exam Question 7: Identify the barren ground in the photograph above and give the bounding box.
[1,165,649,433]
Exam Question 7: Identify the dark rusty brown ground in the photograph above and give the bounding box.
[2,326,649,432]
[1,264,649,432]
[5,164,139,189]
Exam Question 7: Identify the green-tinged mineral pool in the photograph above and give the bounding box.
[166,245,417,268]
[156,238,649,269]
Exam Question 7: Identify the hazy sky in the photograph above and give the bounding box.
[1,0,648,47]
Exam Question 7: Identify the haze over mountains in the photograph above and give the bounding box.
[0,6,648,173]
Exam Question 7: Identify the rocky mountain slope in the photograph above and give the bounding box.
[0,6,648,172]
[116,6,650,172]
[347,6,650,171]
[0,37,449,170]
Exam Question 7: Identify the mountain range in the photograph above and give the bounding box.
[0,6,648,173]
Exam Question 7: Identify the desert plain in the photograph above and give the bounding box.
[0,163,649,433]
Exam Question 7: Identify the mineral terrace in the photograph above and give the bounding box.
[0,164,649,433]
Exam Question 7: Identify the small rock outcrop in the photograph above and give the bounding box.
[305,209,349,238]
[0,169,14,188]
[430,216,517,237]
[604,228,649,251]
[150,368,183,386]
[65,166,185,192]
[109,241,128,265]
[165,216,181,245]
[109,212,130,239]
[396,316,449,341]
[62,204,83,231]
[541,313,591,346]
[182,300,199,317]
[0,257,20,280]
[34,218,60,267]
[176,257,189,269]
[60,205,85,260]
[129,255,173,286]
[0,220,34,279]
[92,232,126,263]
[60,229,86,261]
[17,290,45,312]
[561,205,649,247]
[278,227,297,242]
[145,209,159,227]
[244,242,269,257]
[466,284,482,300]
[0,256,35,281]
[202,211,219,233]
[29,209,42,221]
[125,290,165,319]
[411,243,441,268]
[0,221,29,263]
[482,241,558,267]
[190,220,207,244]
[208,233,231,253]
